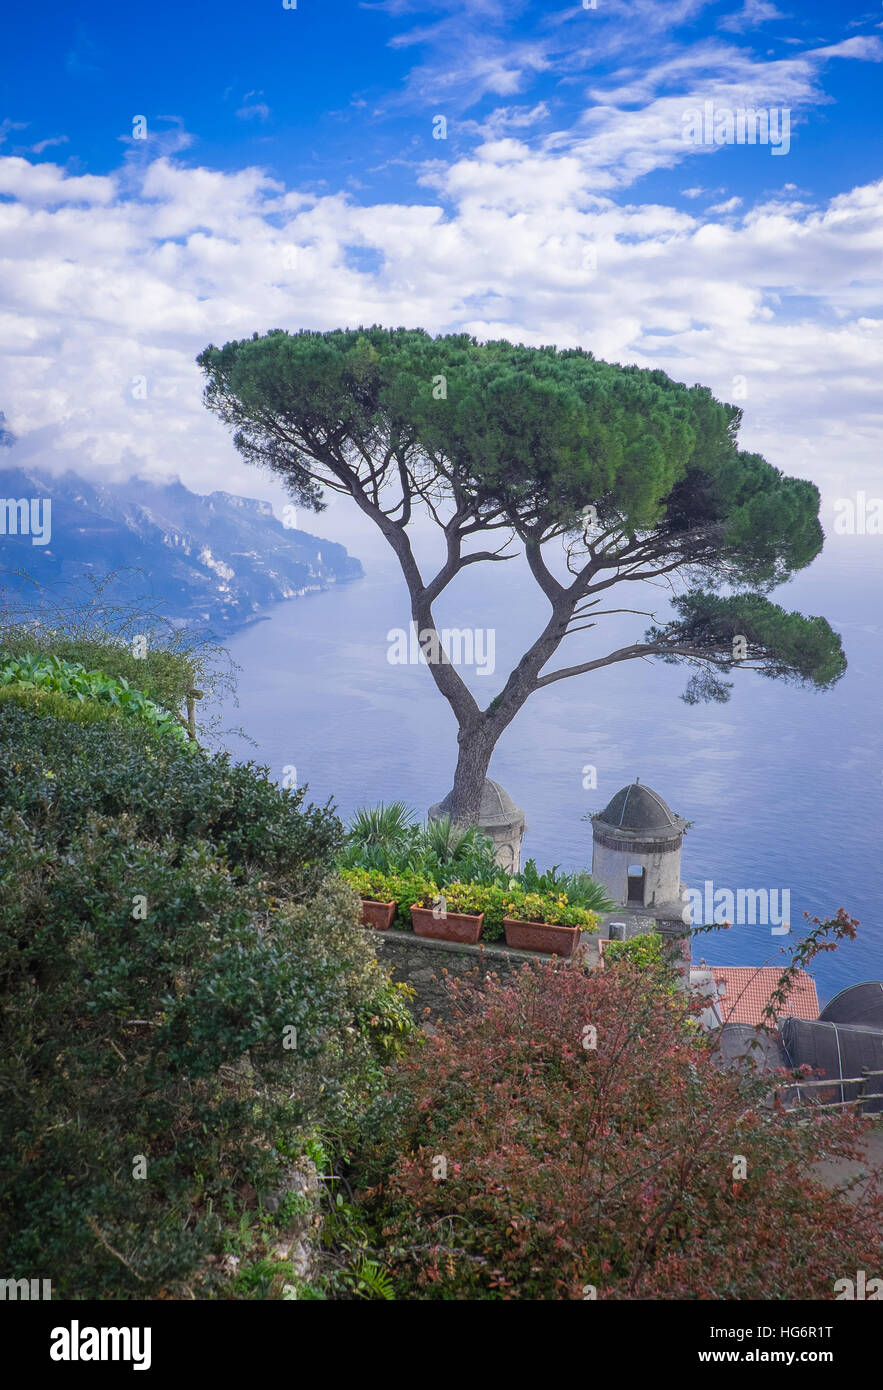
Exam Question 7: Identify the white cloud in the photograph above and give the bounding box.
[236,99,271,122]
[29,136,70,155]
[459,102,551,140]
[719,1,787,35]
[544,37,883,191]
[0,119,28,145]
[0,157,115,206]
[0,144,880,531]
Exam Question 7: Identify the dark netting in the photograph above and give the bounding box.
[780,1017,883,1114]
[717,1024,796,1107]
[818,981,883,1028]
[717,1023,788,1071]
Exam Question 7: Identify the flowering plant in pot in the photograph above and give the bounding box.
[410,880,486,945]
[389,870,438,929]
[444,881,509,942]
[340,866,400,930]
[502,889,599,958]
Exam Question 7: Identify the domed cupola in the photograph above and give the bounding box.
[591,779,686,909]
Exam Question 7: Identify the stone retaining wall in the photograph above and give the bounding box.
[367,929,573,1025]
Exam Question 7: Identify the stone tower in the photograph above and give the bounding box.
[590,780,686,911]
[428,778,526,874]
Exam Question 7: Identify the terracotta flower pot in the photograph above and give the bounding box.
[410,904,484,944]
[503,916,580,958]
[360,898,397,930]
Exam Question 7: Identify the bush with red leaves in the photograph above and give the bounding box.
[365,957,883,1299]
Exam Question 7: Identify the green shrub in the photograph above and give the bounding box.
[0,652,190,744]
[345,801,417,855]
[0,682,129,729]
[385,870,439,928]
[338,807,499,885]
[0,701,341,900]
[412,817,499,884]
[603,932,681,995]
[0,703,411,1298]
[604,932,664,967]
[0,622,200,713]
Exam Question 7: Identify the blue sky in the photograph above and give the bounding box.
[1,0,882,540]
[4,0,882,204]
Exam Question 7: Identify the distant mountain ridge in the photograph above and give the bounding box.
[0,465,363,631]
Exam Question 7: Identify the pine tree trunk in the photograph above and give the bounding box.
[446,727,495,827]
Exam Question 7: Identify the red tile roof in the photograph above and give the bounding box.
[711,967,819,1026]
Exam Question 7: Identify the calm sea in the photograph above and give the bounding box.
[213,535,883,1004]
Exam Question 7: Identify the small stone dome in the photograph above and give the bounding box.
[594,781,686,837]
[591,779,687,914]
[433,777,522,828]
[429,778,526,874]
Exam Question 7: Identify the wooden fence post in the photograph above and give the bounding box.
[857,1067,869,1116]
[185,688,204,742]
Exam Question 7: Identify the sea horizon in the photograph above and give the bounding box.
[213,531,882,1006]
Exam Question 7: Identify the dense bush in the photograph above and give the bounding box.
[359,961,883,1300]
[604,931,665,968]
[0,682,134,729]
[0,652,191,743]
[0,703,412,1298]
[0,627,199,714]
[603,930,663,963]
[0,701,340,899]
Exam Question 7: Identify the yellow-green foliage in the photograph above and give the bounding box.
[0,683,126,728]
[0,653,191,744]
[0,632,196,710]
